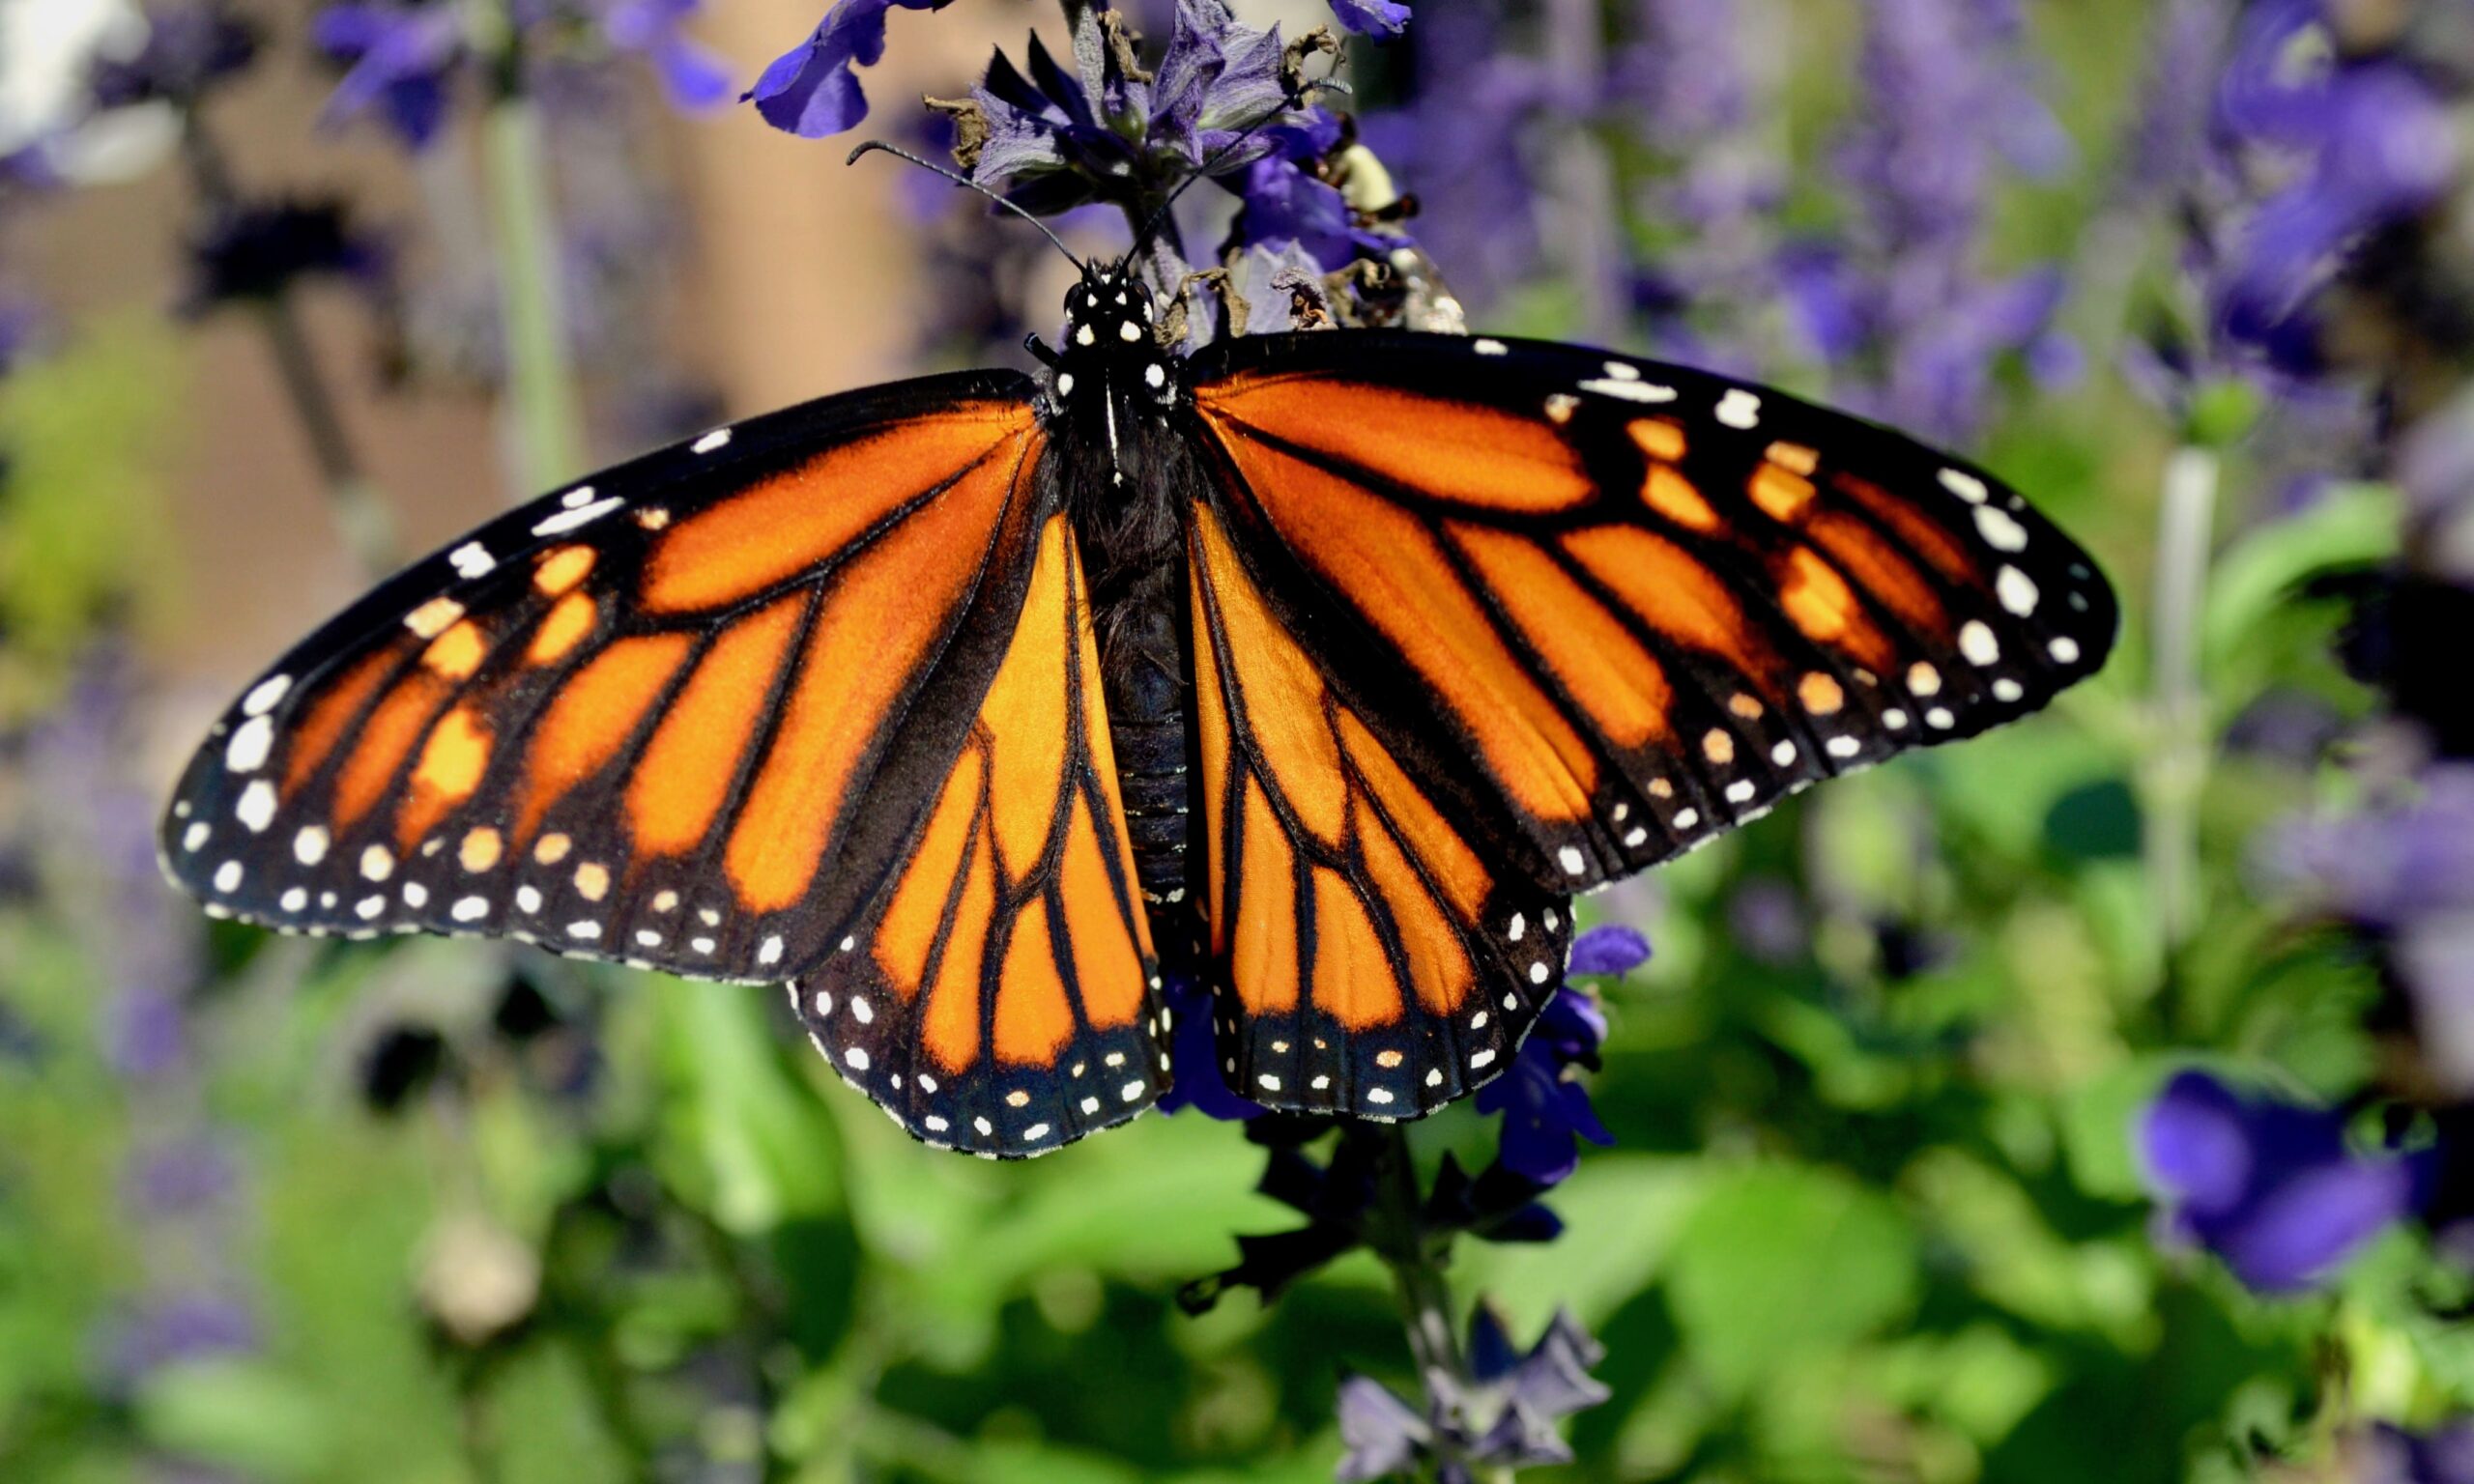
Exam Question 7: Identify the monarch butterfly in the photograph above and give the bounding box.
[158,226,2115,1157]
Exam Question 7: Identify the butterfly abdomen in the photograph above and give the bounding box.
[1099,589,1192,915]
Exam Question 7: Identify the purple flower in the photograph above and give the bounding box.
[87,4,258,110]
[2263,767,2474,928]
[105,1293,255,1383]
[1476,982,1615,1186]
[599,0,733,111]
[1566,923,1651,978]
[1158,975,1264,1120]
[744,0,956,139]
[2362,1421,2474,1484]
[1227,132,1383,271]
[2215,60,2460,358]
[183,200,388,315]
[964,0,1321,224]
[1326,0,1410,35]
[1336,1307,1608,1483]
[312,4,467,151]
[2140,1070,2433,1292]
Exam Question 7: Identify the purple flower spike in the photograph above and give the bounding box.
[743,0,956,139]
[1327,0,1411,35]
[2141,1070,2433,1293]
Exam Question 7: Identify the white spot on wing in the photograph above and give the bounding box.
[225,715,273,773]
[1716,388,1763,428]
[448,542,495,579]
[532,497,622,537]
[293,826,330,865]
[1997,565,2039,615]
[1975,505,2028,551]
[2049,636,2082,664]
[242,674,291,716]
[759,935,784,966]
[235,780,275,832]
[1578,377,1678,403]
[213,860,242,893]
[1473,338,1509,356]
[1557,846,1585,876]
[1960,620,2000,666]
[693,428,733,454]
[1940,468,1990,503]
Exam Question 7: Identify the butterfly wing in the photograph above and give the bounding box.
[786,512,1168,1156]
[1184,329,2118,896]
[1186,499,1574,1118]
[160,373,1066,985]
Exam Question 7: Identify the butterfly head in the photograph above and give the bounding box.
[1060,259,1159,363]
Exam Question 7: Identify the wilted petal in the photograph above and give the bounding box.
[1335,1376,1428,1481]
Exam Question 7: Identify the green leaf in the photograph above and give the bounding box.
[1664,1162,1920,1396]
[651,976,843,1233]
[134,1359,336,1480]
[2201,481,2398,672]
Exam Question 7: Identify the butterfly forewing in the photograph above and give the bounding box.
[158,373,1050,984]
[1185,330,2119,895]
[787,514,1167,1156]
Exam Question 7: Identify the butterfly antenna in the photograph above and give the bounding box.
[1131,77,1351,257]
[848,140,1084,271]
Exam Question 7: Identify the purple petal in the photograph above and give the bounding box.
[1328,0,1411,36]
[743,0,952,139]
[1567,924,1650,977]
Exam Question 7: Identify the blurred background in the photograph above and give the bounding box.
[6,0,2474,1479]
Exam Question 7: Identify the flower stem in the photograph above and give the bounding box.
[482,92,587,497]
[1361,1125,1467,1383]
[2146,443,2220,965]
[179,118,396,577]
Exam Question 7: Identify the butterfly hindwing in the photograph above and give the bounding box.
[1186,329,2119,895]
[158,372,1050,985]
[1188,501,1573,1120]
[788,513,1167,1156]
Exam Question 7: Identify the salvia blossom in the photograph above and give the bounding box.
[181,199,388,315]
[960,2,1318,219]
[312,3,468,150]
[1336,1307,1608,1483]
[2360,1420,2474,1484]
[745,0,954,139]
[85,2,257,111]
[2141,1069,2434,1292]
[1477,928,1635,1185]
[597,0,732,111]
[1324,0,1409,36]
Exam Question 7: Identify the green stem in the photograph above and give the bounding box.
[2146,444,2220,969]
[483,93,586,496]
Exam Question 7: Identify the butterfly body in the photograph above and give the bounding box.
[159,254,2118,1158]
